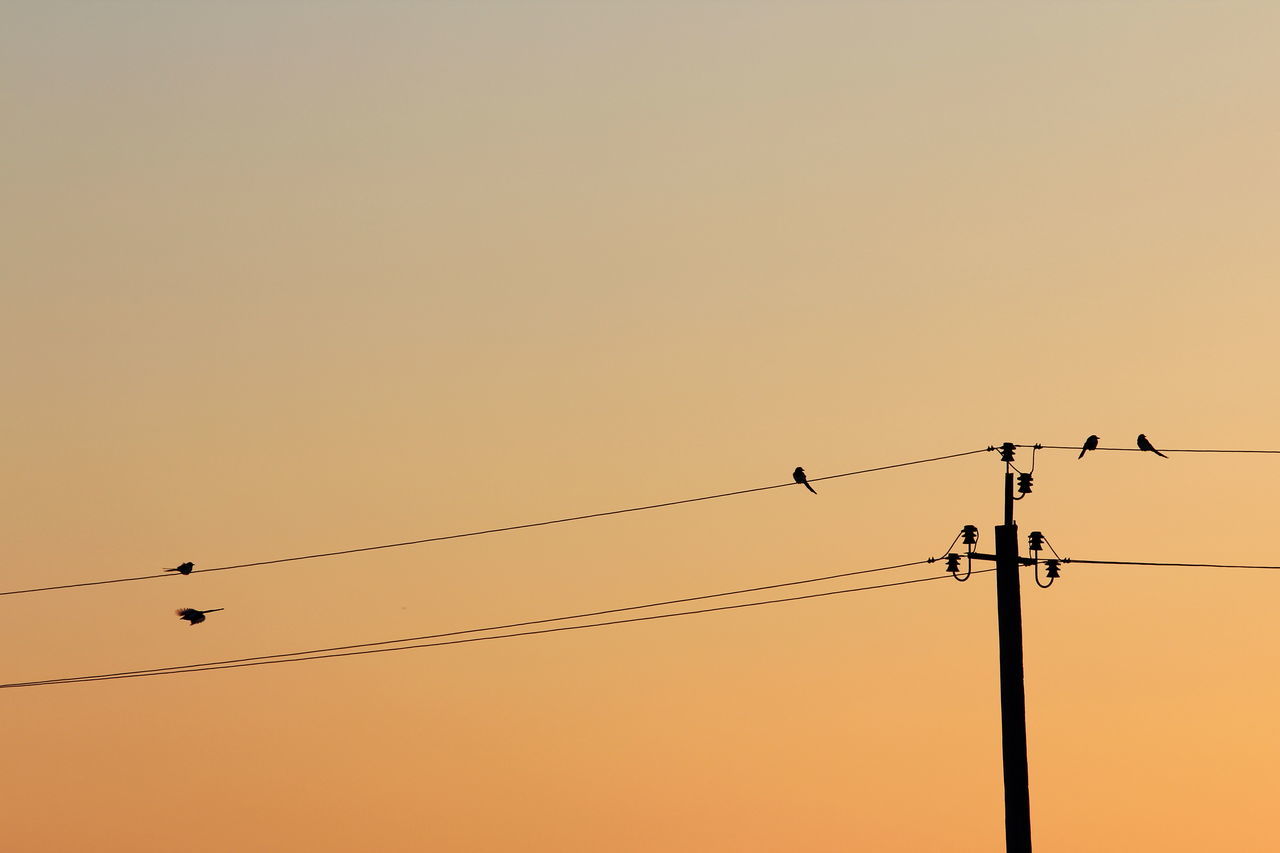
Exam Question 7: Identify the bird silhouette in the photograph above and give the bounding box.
[175,607,223,626]
[1136,434,1168,458]
[165,561,195,575]
[793,466,817,494]
[1078,435,1099,459]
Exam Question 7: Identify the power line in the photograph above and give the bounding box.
[0,447,991,598]
[1,567,993,690]
[11,558,938,683]
[0,572,185,597]
[1018,444,1280,454]
[1064,558,1280,570]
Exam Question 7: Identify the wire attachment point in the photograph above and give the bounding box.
[1028,531,1044,553]
[945,552,972,582]
[1016,472,1033,497]
[1036,558,1060,588]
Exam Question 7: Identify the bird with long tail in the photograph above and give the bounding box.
[1136,434,1168,458]
[175,607,223,626]
[793,466,817,494]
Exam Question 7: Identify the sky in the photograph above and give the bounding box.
[4,2,1280,850]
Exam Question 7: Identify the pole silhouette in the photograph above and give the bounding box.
[954,443,1034,852]
[995,466,1032,853]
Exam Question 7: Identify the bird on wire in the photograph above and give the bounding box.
[175,607,223,626]
[793,466,817,494]
[1078,435,1099,459]
[165,562,195,575]
[1137,434,1168,458]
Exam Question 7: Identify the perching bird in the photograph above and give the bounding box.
[793,466,817,494]
[175,607,223,626]
[1078,435,1099,459]
[1136,434,1168,458]
[165,561,195,575]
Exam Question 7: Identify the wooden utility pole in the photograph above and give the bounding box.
[956,442,1034,852]
[994,458,1032,853]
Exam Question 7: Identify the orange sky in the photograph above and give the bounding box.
[5,3,1280,851]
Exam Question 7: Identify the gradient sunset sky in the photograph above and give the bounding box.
[5,3,1280,851]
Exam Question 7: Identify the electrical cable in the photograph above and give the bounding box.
[1,568,994,689]
[1016,444,1280,454]
[12,558,938,684]
[0,447,991,597]
[1063,558,1280,570]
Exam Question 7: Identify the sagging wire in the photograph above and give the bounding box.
[1002,442,1042,475]
[997,442,1038,501]
[1029,530,1062,588]
[1012,446,1040,500]
[929,524,979,582]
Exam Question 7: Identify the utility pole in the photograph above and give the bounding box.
[947,442,1049,853]
[993,449,1032,853]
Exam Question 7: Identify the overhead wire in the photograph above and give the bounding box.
[6,535,974,685]
[14,544,1280,689]
[14,554,1279,689]
[1063,558,1280,570]
[10,557,940,684]
[0,446,992,597]
[1016,444,1280,454]
[0,567,994,690]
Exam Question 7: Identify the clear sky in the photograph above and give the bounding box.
[4,2,1280,850]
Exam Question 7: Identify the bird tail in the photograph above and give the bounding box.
[1154,449,1168,459]
[205,608,225,613]
[804,482,817,495]
[1078,448,1086,459]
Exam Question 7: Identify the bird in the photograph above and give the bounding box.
[1136,434,1168,458]
[1078,435,1099,459]
[175,607,223,626]
[165,561,195,575]
[793,466,817,494]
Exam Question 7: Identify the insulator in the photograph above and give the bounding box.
[961,524,979,546]
[1017,472,1033,494]
[945,553,962,574]
[1045,559,1061,579]
[999,442,1016,462]
[1028,531,1044,552]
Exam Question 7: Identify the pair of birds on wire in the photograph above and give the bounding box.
[163,561,223,626]
[795,432,1169,497]
[1078,434,1168,459]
